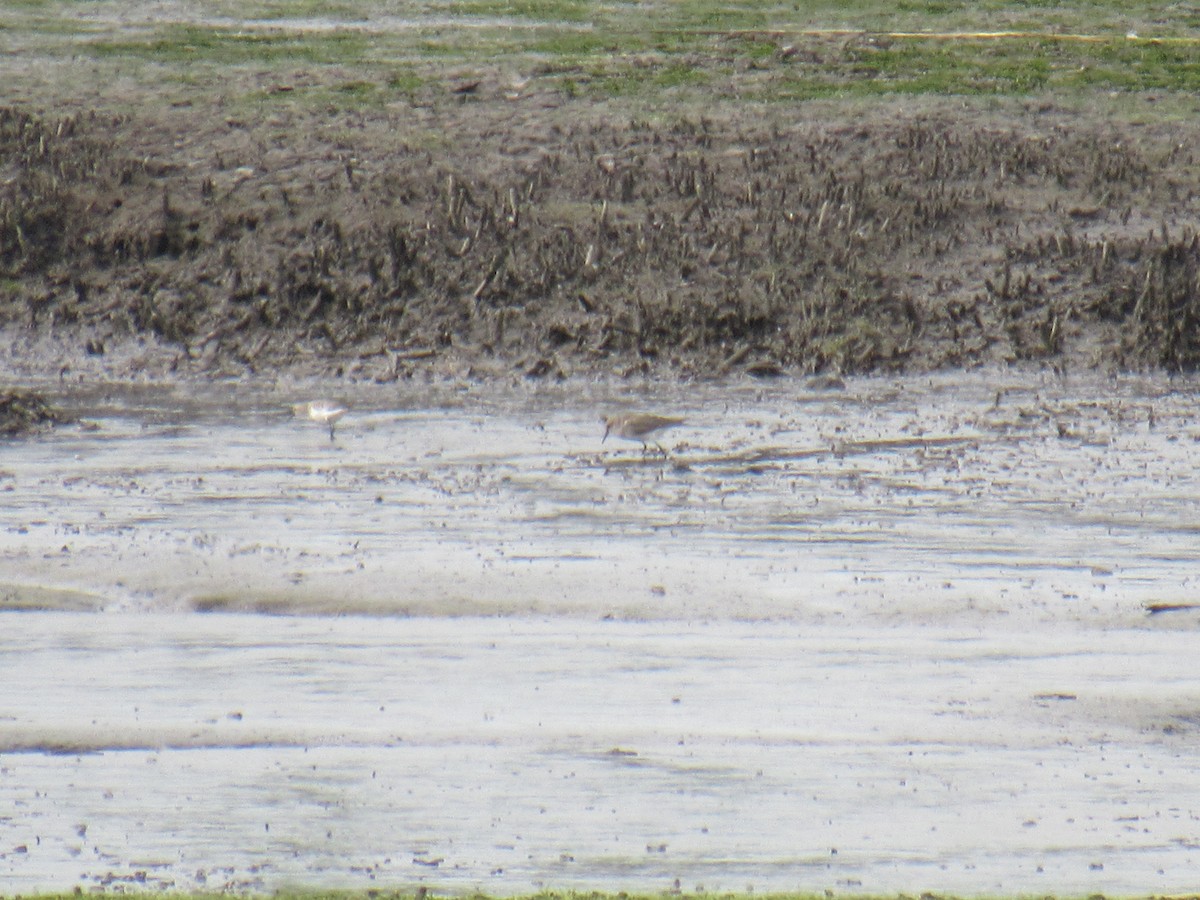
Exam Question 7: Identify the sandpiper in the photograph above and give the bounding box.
[292,400,347,442]
[602,412,684,454]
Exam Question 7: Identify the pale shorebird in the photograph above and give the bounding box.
[292,400,347,442]
[602,412,684,455]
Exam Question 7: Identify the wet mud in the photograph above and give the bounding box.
[4,614,1200,895]
[3,371,1198,623]
[3,371,1200,894]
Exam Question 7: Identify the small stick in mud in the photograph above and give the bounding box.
[292,400,347,442]
[602,412,684,456]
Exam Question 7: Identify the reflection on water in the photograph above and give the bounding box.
[2,370,1200,893]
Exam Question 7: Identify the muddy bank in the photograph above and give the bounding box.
[2,98,1199,383]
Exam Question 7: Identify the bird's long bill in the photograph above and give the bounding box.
[602,424,610,443]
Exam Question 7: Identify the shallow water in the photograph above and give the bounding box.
[2,370,1200,894]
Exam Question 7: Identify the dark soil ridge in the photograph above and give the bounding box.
[2,101,1199,381]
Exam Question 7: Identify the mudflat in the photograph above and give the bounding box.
[4,5,1200,897]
